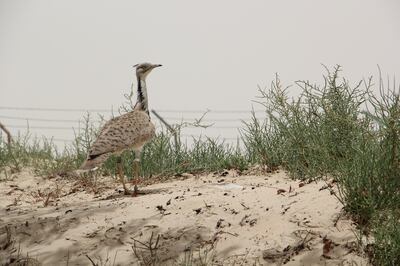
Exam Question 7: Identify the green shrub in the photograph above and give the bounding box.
[243,66,369,180]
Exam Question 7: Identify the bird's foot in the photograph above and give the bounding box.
[121,186,139,197]
[132,184,139,197]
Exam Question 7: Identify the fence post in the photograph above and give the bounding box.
[0,121,12,151]
[151,110,180,150]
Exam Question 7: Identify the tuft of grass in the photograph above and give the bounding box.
[241,110,284,170]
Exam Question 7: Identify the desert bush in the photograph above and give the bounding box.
[334,76,400,265]
[243,66,369,180]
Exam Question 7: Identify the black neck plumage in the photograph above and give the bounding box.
[134,77,149,116]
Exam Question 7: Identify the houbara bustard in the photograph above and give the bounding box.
[80,62,162,195]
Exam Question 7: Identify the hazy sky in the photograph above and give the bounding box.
[0,0,399,143]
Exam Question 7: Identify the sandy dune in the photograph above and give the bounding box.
[0,169,368,265]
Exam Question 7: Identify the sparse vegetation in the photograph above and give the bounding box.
[1,66,399,264]
[0,109,249,183]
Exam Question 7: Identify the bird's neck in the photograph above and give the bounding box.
[134,77,149,115]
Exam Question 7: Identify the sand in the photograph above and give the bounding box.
[0,168,369,265]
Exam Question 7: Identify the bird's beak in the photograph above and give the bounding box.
[153,64,162,68]
[132,64,139,68]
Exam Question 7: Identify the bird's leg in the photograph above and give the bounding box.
[89,170,97,193]
[132,150,141,196]
[117,156,129,195]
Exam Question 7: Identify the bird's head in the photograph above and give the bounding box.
[133,62,162,79]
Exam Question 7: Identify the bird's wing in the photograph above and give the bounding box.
[87,111,155,158]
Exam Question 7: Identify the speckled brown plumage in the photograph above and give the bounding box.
[80,110,155,170]
[79,62,160,197]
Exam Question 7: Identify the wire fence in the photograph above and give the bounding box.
[0,115,253,123]
[0,106,265,144]
[0,106,265,114]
